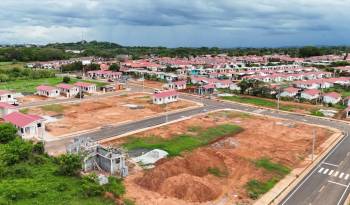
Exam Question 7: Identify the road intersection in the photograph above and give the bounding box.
[40,87,350,205]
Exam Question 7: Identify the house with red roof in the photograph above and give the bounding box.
[0,102,17,118]
[323,92,341,104]
[74,82,97,93]
[280,87,299,98]
[165,80,187,90]
[300,89,320,100]
[36,85,60,97]
[87,70,122,81]
[215,80,233,89]
[152,90,178,105]
[56,83,79,98]
[0,90,18,105]
[3,112,45,140]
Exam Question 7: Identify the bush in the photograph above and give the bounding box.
[62,76,71,83]
[105,176,125,197]
[81,174,104,197]
[56,154,82,176]
[0,123,18,144]
[1,138,33,165]
[33,141,45,154]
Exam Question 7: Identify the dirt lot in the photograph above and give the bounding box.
[17,95,51,104]
[26,93,197,136]
[105,111,334,205]
[129,80,164,89]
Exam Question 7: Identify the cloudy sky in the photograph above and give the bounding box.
[0,0,349,47]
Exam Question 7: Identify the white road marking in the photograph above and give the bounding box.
[329,170,334,176]
[318,167,324,173]
[334,171,339,177]
[323,169,329,174]
[322,162,339,167]
[319,185,325,193]
[337,182,350,205]
[339,173,344,179]
[345,174,350,180]
[328,180,348,187]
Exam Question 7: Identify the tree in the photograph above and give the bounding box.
[109,63,120,72]
[2,138,33,165]
[62,76,71,83]
[56,154,82,176]
[299,46,322,58]
[0,123,18,144]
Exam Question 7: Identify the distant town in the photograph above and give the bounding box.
[1,42,350,205]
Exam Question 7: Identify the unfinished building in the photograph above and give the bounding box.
[67,137,128,177]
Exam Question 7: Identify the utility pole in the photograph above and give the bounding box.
[165,103,168,123]
[312,129,316,161]
[277,88,281,111]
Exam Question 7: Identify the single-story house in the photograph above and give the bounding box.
[166,80,187,90]
[229,83,241,91]
[279,87,299,98]
[0,90,18,105]
[74,82,97,93]
[0,102,17,118]
[56,83,80,98]
[36,85,60,97]
[197,84,215,95]
[301,89,320,100]
[153,90,179,105]
[323,92,341,104]
[215,80,232,89]
[3,112,45,140]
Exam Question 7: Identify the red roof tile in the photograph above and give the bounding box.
[4,112,42,127]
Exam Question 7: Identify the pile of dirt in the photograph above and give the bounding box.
[136,149,227,202]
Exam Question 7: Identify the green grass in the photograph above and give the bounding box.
[255,158,291,176]
[207,167,228,177]
[123,124,243,156]
[19,108,29,114]
[221,96,295,111]
[245,178,279,200]
[245,158,291,199]
[0,77,108,93]
[324,85,350,97]
[0,158,114,205]
[41,104,65,113]
[0,62,25,70]
[310,109,325,117]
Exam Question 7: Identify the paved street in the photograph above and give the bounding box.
[43,87,350,205]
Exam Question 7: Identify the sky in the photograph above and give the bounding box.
[0,0,349,47]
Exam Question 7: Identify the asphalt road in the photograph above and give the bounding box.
[43,86,350,205]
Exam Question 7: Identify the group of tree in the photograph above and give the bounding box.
[0,123,132,204]
[0,67,56,82]
[1,41,350,62]
[61,62,100,72]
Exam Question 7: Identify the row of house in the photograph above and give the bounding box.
[36,82,96,98]
[280,88,342,104]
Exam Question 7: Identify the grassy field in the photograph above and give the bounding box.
[221,96,295,111]
[0,62,25,70]
[0,77,108,93]
[0,161,115,205]
[41,104,66,113]
[123,124,243,156]
[245,158,291,199]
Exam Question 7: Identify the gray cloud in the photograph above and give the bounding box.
[0,0,349,47]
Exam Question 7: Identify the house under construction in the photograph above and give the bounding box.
[67,137,128,177]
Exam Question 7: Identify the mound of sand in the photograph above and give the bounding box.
[136,149,227,202]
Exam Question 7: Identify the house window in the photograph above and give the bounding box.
[37,123,42,128]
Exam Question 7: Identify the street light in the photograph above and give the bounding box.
[312,129,316,161]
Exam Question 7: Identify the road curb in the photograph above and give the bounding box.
[254,131,344,205]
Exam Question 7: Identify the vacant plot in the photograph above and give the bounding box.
[26,93,197,136]
[221,95,325,114]
[105,111,334,205]
[129,79,164,89]
[0,77,107,93]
